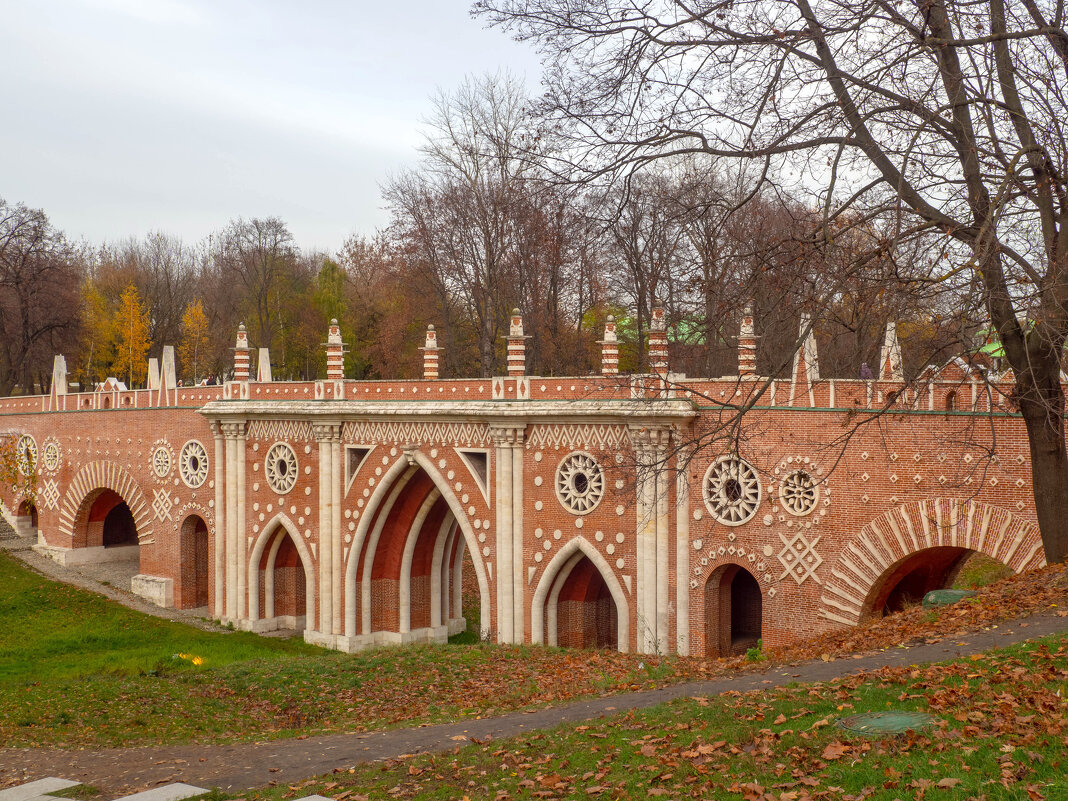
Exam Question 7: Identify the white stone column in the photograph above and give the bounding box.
[331,434,343,634]
[235,426,247,620]
[491,425,525,644]
[655,438,671,650]
[493,428,514,643]
[510,436,525,642]
[314,422,342,636]
[629,425,673,654]
[211,423,226,619]
[220,421,247,621]
[675,443,691,656]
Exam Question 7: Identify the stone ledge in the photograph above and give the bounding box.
[131,574,174,608]
[32,543,139,566]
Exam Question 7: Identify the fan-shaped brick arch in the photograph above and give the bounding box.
[820,498,1045,626]
[57,461,154,545]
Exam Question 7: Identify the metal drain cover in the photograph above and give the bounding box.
[836,711,939,735]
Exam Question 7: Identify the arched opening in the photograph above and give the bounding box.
[102,501,137,547]
[704,564,763,657]
[554,556,618,649]
[255,525,309,632]
[345,457,491,649]
[862,546,988,619]
[945,391,957,411]
[15,501,38,539]
[178,515,210,609]
[102,397,111,409]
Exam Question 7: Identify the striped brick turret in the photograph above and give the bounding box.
[738,303,758,378]
[326,318,345,380]
[234,323,250,382]
[506,309,528,377]
[648,302,669,377]
[421,325,441,380]
[599,315,619,375]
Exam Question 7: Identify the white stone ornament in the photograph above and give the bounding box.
[555,451,605,515]
[152,444,173,478]
[779,470,818,516]
[43,439,62,473]
[16,435,37,475]
[179,440,209,488]
[264,442,298,494]
[703,455,761,526]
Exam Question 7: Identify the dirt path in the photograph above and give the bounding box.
[2,610,1065,795]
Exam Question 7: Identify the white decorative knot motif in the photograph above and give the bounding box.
[777,531,823,585]
[153,488,174,522]
[41,479,60,510]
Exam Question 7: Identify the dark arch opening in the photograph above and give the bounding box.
[705,564,762,657]
[15,501,38,539]
[945,391,957,411]
[863,546,984,619]
[179,515,210,609]
[101,499,137,547]
[555,556,618,650]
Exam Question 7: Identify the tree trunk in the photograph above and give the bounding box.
[1017,377,1068,564]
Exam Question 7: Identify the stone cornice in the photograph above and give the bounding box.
[199,399,696,428]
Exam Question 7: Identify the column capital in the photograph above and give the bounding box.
[627,424,672,451]
[311,421,343,443]
[219,420,248,440]
[489,424,526,447]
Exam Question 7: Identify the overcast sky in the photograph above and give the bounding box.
[1,0,543,254]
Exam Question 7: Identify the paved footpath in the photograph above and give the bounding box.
[2,610,1066,796]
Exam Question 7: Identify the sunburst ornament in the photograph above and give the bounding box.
[179,440,208,488]
[555,451,605,515]
[703,455,761,526]
[265,442,298,494]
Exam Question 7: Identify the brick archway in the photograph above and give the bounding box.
[247,514,316,628]
[819,498,1046,626]
[57,461,153,547]
[343,450,492,642]
[531,537,630,652]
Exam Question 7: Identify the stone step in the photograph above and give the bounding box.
[0,778,80,801]
[112,785,206,801]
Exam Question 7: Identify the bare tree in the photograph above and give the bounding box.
[384,71,537,376]
[478,0,1068,562]
[216,217,296,353]
[0,199,83,395]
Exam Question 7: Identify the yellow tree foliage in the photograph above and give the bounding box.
[178,299,210,384]
[112,284,150,387]
[78,279,117,386]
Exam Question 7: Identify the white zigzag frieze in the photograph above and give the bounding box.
[818,498,1045,627]
[526,424,629,452]
[343,420,489,447]
[246,419,313,443]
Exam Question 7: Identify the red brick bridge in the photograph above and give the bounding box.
[0,312,1046,655]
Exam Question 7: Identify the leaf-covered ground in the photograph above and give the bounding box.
[0,550,1065,749]
[256,633,1068,800]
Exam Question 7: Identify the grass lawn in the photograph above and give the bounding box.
[0,551,695,748]
[254,633,1068,801]
[1,548,1066,755]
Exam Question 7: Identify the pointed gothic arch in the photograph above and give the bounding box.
[531,536,629,652]
[342,449,492,645]
[247,513,316,630]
